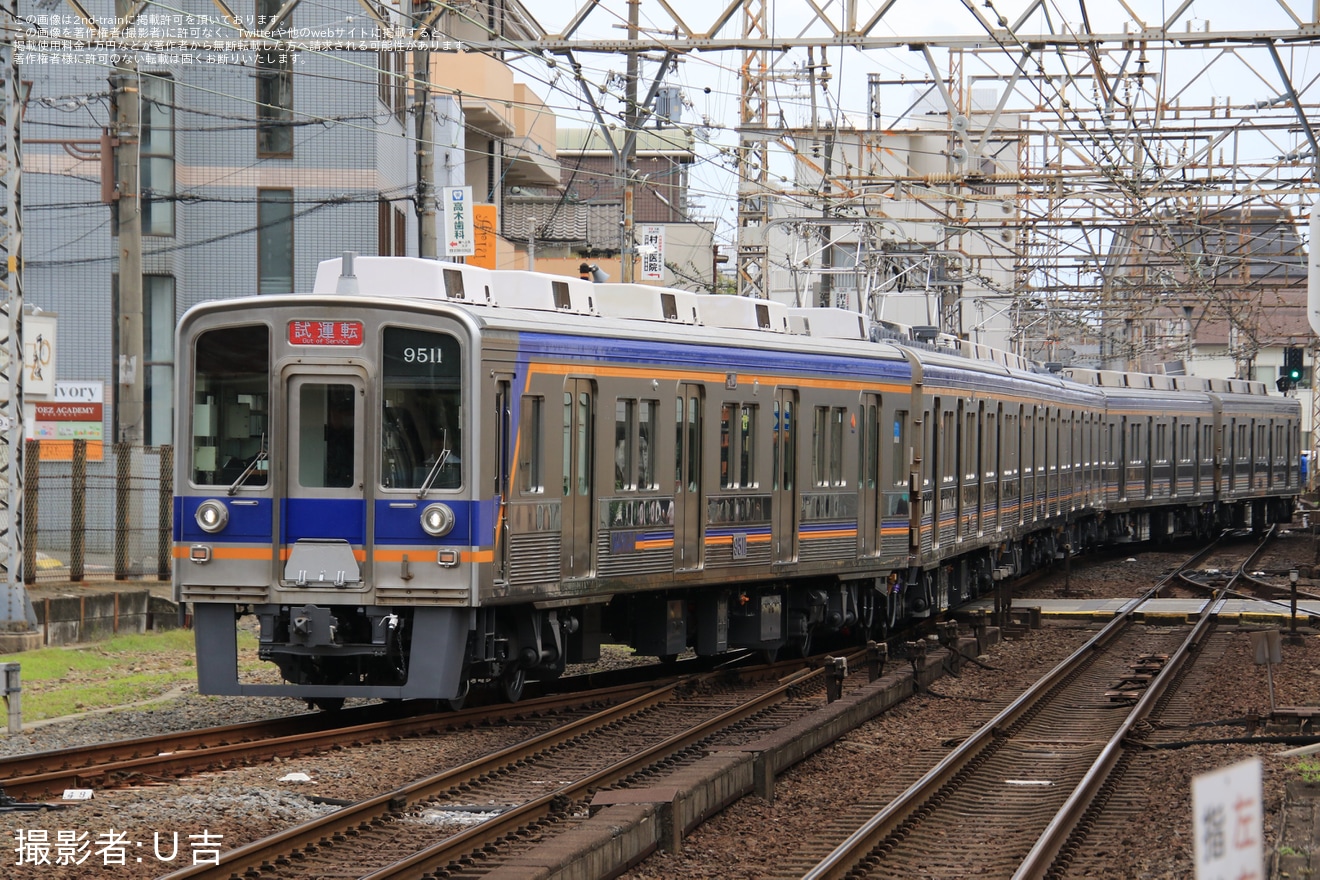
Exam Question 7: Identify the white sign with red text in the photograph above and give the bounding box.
[1192,757,1262,880]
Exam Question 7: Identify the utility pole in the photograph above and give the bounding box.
[620,0,639,282]
[411,0,436,258]
[0,0,38,648]
[111,0,142,447]
[819,132,834,309]
[736,0,770,298]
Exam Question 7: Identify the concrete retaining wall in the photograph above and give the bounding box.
[33,592,181,646]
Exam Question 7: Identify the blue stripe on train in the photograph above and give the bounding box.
[176,496,275,543]
[174,495,493,546]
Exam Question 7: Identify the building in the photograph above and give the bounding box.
[20,0,568,448]
[501,127,714,289]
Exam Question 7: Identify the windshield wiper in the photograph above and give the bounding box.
[417,432,451,498]
[227,434,268,496]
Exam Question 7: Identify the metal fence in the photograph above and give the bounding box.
[23,441,173,583]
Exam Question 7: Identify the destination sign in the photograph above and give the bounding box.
[288,320,364,346]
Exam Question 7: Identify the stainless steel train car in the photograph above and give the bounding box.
[174,256,1300,707]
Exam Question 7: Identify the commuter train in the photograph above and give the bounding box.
[174,256,1301,707]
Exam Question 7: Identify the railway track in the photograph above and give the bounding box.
[156,654,866,880]
[793,528,1278,880]
[0,682,662,800]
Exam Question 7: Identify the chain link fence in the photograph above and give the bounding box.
[24,441,173,584]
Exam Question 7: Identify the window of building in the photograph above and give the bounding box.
[378,198,407,256]
[256,0,293,156]
[257,189,294,294]
[143,274,175,446]
[378,50,407,124]
[140,74,174,236]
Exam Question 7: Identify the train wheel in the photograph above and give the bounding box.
[500,665,526,703]
[311,697,345,712]
[446,676,470,712]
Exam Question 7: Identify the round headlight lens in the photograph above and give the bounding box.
[195,500,229,534]
[420,503,455,537]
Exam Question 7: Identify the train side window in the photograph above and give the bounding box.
[888,410,908,515]
[863,401,879,490]
[812,406,846,487]
[577,391,592,496]
[812,407,827,486]
[718,403,760,493]
[941,408,956,485]
[675,397,684,487]
[720,404,757,489]
[740,405,756,488]
[564,393,574,496]
[639,399,658,490]
[720,405,734,490]
[616,399,635,491]
[830,407,844,486]
[519,395,543,494]
[964,409,977,480]
[773,397,796,492]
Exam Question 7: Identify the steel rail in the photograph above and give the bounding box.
[800,534,1241,880]
[0,681,660,799]
[360,660,844,880]
[1013,525,1278,879]
[158,662,824,880]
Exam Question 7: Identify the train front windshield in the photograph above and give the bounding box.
[381,326,463,491]
[191,325,270,487]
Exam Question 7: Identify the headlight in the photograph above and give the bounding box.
[420,503,455,537]
[195,499,229,533]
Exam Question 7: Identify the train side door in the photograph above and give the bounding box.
[674,383,705,571]
[562,379,595,579]
[1117,417,1128,501]
[494,377,512,584]
[281,374,367,586]
[858,393,881,557]
[773,388,799,564]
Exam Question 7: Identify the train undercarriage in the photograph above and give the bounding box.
[238,495,1294,709]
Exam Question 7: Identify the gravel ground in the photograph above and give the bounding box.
[628,529,1320,880]
[6,530,1319,878]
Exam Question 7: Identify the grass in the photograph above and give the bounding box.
[1293,759,1320,784]
[0,628,259,723]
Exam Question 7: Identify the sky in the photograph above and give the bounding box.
[482,0,1320,243]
